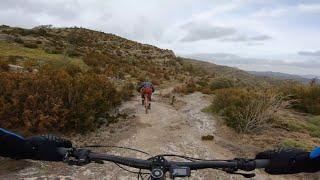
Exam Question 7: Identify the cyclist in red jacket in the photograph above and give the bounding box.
[137,81,155,108]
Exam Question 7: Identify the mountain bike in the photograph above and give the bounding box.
[58,146,270,180]
[144,94,150,114]
[141,88,151,114]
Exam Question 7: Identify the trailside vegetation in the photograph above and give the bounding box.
[0,25,187,134]
[0,64,122,134]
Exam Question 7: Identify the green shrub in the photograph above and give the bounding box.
[306,124,320,138]
[201,105,214,113]
[186,80,197,93]
[67,32,86,46]
[23,42,38,49]
[280,139,312,150]
[212,88,283,133]
[279,118,306,132]
[120,82,135,101]
[275,116,320,138]
[0,60,9,71]
[66,48,82,57]
[310,116,320,126]
[306,116,320,138]
[210,77,235,90]
[7,56,23,63]
[14,37,24,44]
[34,28,48,37]
[0,66,122,134]
[83,53,111,67]
[279,82,320,115]
[44,47,63,54]
[18,29,34,36]
[182,83,197,94]
[197,79,209,87]
[173,85,188,94]
[200,87,212,94]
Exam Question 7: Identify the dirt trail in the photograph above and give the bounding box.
[0,91,300,180]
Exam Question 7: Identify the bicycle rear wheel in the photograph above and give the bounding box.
[144,95,149,114]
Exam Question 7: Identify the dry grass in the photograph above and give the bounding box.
[279,81,320,115]
[237,93,284,133]
[212,88,284,133]
[0,41,76,61]
[0,66,127,134]
[280,138,314,150]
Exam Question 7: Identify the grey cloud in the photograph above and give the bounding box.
[247,42,264,46]
[298,4,320,13]
[0,0,93,29]
[298,50,320,56]
[185,53,240,60]
[222,35,272,42]
[0,0,180,43]
[0,0,80,20]
[221,35,248,42]
[251,35,272,41]
[180,22,236,42]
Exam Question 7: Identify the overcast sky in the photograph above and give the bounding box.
[0,0,319,76]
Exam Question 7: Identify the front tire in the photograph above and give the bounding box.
[144,96,149,114]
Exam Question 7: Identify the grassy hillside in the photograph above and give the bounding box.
[0,25,279,85]
[180,58,284,87]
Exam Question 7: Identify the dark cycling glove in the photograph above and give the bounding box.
[256,148,320,174]
[26,134,72,161]
[0,128,33,159]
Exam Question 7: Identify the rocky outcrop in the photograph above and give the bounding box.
[0,34,14,42]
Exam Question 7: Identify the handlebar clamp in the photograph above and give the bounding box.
[150,156,168,180]
[235,158,255,171]
[62,148,91,166]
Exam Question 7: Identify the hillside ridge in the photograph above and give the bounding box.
[0,25,281,87]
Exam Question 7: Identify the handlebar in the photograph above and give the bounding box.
[58,147,270,179]
[90,152,152,169]
[58,148,152,169]
[171,159,269,170]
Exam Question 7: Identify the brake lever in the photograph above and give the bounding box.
[221,158,257,178]
[62,148,92,166]
[93,160,104,164]
[62,148,74,163]
[224,170,256,178]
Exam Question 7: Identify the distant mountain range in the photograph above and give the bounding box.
[248,71,318,83]
[183,53,319,83]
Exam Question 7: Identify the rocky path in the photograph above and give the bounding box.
[0,91,301,180]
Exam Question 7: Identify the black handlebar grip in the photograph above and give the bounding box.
[237,159,271,171]
[57,147,70,156]
[254,159,270,168]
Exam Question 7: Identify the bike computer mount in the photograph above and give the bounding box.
[150,156,191,180]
